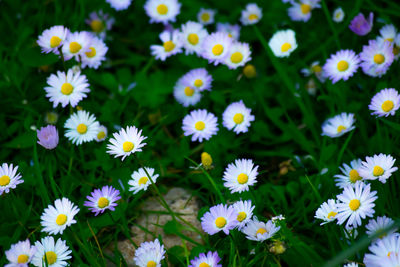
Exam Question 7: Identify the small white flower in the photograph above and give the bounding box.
[377,24,398,44]
[64,110,100,145]
[223,159,258,193]
[150,30,183,61]
[201,32,233,65]
[223,42,252,69]
[321,112,355,138]
[0,163,23,196]
[300,61,325,82]
[333,7,345,23]
[107,126,147,161]
[288,0,320,22]
[369,88,400,117]
[62,31,92,61]
[242,218,280,241]
[173,79,202,107]
[268,29,297,58]
[134,239,166,267]
[37,25,69,54]
[358,153,398,183]
[180,21,208,55]
[323,50,360,84]
[182,109,219,142]
[81,35,108,69]
[128,167,159,194]
[366,216,397,239]
[180,68,213,92]
[106,0,132,11]
[5,239,36,267]
[144,0,181,24]
[31,236,72,267]
[222,100,255,134]
[216,23,241,40]
[240,3,262,25]
[233,200,255,230]
[334,159,364,188]
[95,125,108,142]
[314,199,338,225]
[363,234,400,267]
[197,8,216,25]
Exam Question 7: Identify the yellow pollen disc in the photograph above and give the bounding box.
[98,197,109,208]
[212,44,224,56]
[90,19,104,33]
[349,169,361,183]
[327,211,338,219]
[201,12,210,22]
[337,60,349,72]
[69,41,82,54]
[233,113,244,124]
[199,263,210,267]
[147,261,157,267]
[184,86,195,96]
[163,40,175,52]
[17,254,29,264]
[311,65,322,73]
[337,125,346,133]
[50,36,62,48]
[385,38,394,42]
[388,251,392,257]
[194,79,203,87]
[301,4,311,14]
[349,199,360,211]
[97,131,106,140]
[373,166,384,176]
[195,121,205,131]
[228,33,233,38]
[157,4,168,15]
[243,64,256,78]
[187,33,199,45]
[237,211,247,222]
[281,42,292,52]
[256,228,267,235]
[248,14,258,21]
[201,152,212,167]
[0,175,10,186]
[215,217,227,228]
[43,251,57,265]
[122,141,134,152]
[373,54,385,64]
[230,52,243,64]
[382,100,394,112]
[61,82,73,95]
[138,176,149,185]
[56,214,67,225]
[76,123,87,134]
[237,173,248,184]
[85,47,97,58]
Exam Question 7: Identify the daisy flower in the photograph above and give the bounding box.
[323,50,360,83]
[0,163,23,196]
[181,68,213,92]
[358,154,398,184]
[62,31,92,61]
[334,159,364,188]
[233,200,255,230]
[197,8,216,25]
[150,30,182,61]
[363,234,400,267]
[343,263,358,267]
[81,35,108,69]
[182,109,218,142]
[173,80,202,107]
[84,186,121,216]
[144,0,181,24]
[240,3,262,25]
[107,126,147,161]
[382,252,400,267]
[201,32,233,65]
[378,24,397,43]
[134,239,165,267]
[349,12,373,36]
[95,125,108,142]
[222,100,255,134]
[37,25,69,54]
[106,0,132,10]
[31,236,72,267]
[369,88,400,117]
[5,239,36,267]
[360,40,394,77]
[201,204,238,235]
[321,112,355,138]
[314,199,338,225]
[242,218,281,242]
[40,197,80,235]
[224,42,252,69]
[333,7,345,23]
[288,0,321,22]
[64,110,100,145]
[180,21,208,55]
[300,61,325,82]
[223,159,259,193]
[85,10,114,39]
[268,29,297,58]
[216,23,240,40]
[37,125,59,150]
[44,69,90,108]
[366,216,397,239]
[392,34,400,60]
[128,167,159,194]
[189,251,222,267]
[336,181,378,228]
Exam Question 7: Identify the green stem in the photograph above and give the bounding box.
[57,46,67,72]
[33,143,50,205]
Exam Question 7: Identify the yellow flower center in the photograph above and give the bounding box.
[337,60,349,72]
[201,12,210,22]
[233,113,244,124]
[199,263,210,267]
[385,38,394,42]
[157,4,168,15]
[85,47,97,58]
[195,121,205,131]
[237,173,248,184]
[61,82,74,95]
[50,36,62,48]
[201,152,212,167]
[138,176,149,185]
[248,14,258,21]
[301,4,311,14]
[281,42,292,52]
[327,211,338,219]
[43,251,57,265]
[17,254,29,264]
[90,19,104,33]
[215,217,227,228]
[69,41,82,54]
[311,65,322,73]
[163,41,175,52]
[98,197,109,208]
[256,227,267,235]
[184,86,195,96]
[212,44,224,56]
[97,131,106,140]
[337,125,346,133]
[373,166,384,176]
[187,33,199,45]
[122,141,134,152]
[194,79,203,87]
[76,123,87,134]
[0,175,10,186]
[237,211,247,222]
[56,214,67,225]
[373,54,385,64]
[382,100,394,112]
[230,52,243,64]
[349,199,360,211]
[349,169,361,183]
[243,64,256,78]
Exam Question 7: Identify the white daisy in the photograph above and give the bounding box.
[366,216,397,239]
[128,167,159,194]
[5,239,36,267]
[369,88,400,117]
[378,24,397,43]
[200,204,238,235]
[180,21,208,55]
[150,30,182,61]
[334,159,364,188]
[314,199,338,225]
[336,181,378,228]
[37,25,69,54]
[134,239,165,267]
[182,109,219,142]
[62,31,92,61]
[216,23,241,40]
[31,236,72,267]
[85,10,114,39]
[44,69,90,108]
[363,234,400,267]
[224,42,252,69]
[241,218,281,242]
[222,100,255,134]
[40,197,80,235]
[223,158,258,193]
[240,3,262,25]
[173,79,202,107]
[106,0,132,11]
[144,0,181,24]
[107,126,147,161]
[81,35,108,69]
[233,200,255,230]
[323,50,360,84]
[321,112,356,138]
[197,8,216,25]
[201,32,233,65]
[95,125,108,142]
[288,0,320,22]
[358,154,398,184]
[64,110,100,145]
[333,7,345,23]
[268,29,297,58]
[360,40,394,77]
[180,68,213,92]
[0,163,23,196]
[300,61,325,82]
[392,34,400,60]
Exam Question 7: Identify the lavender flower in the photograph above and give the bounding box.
[37,125,59,150]
[349,12,373,36]
[84,186,121,216]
